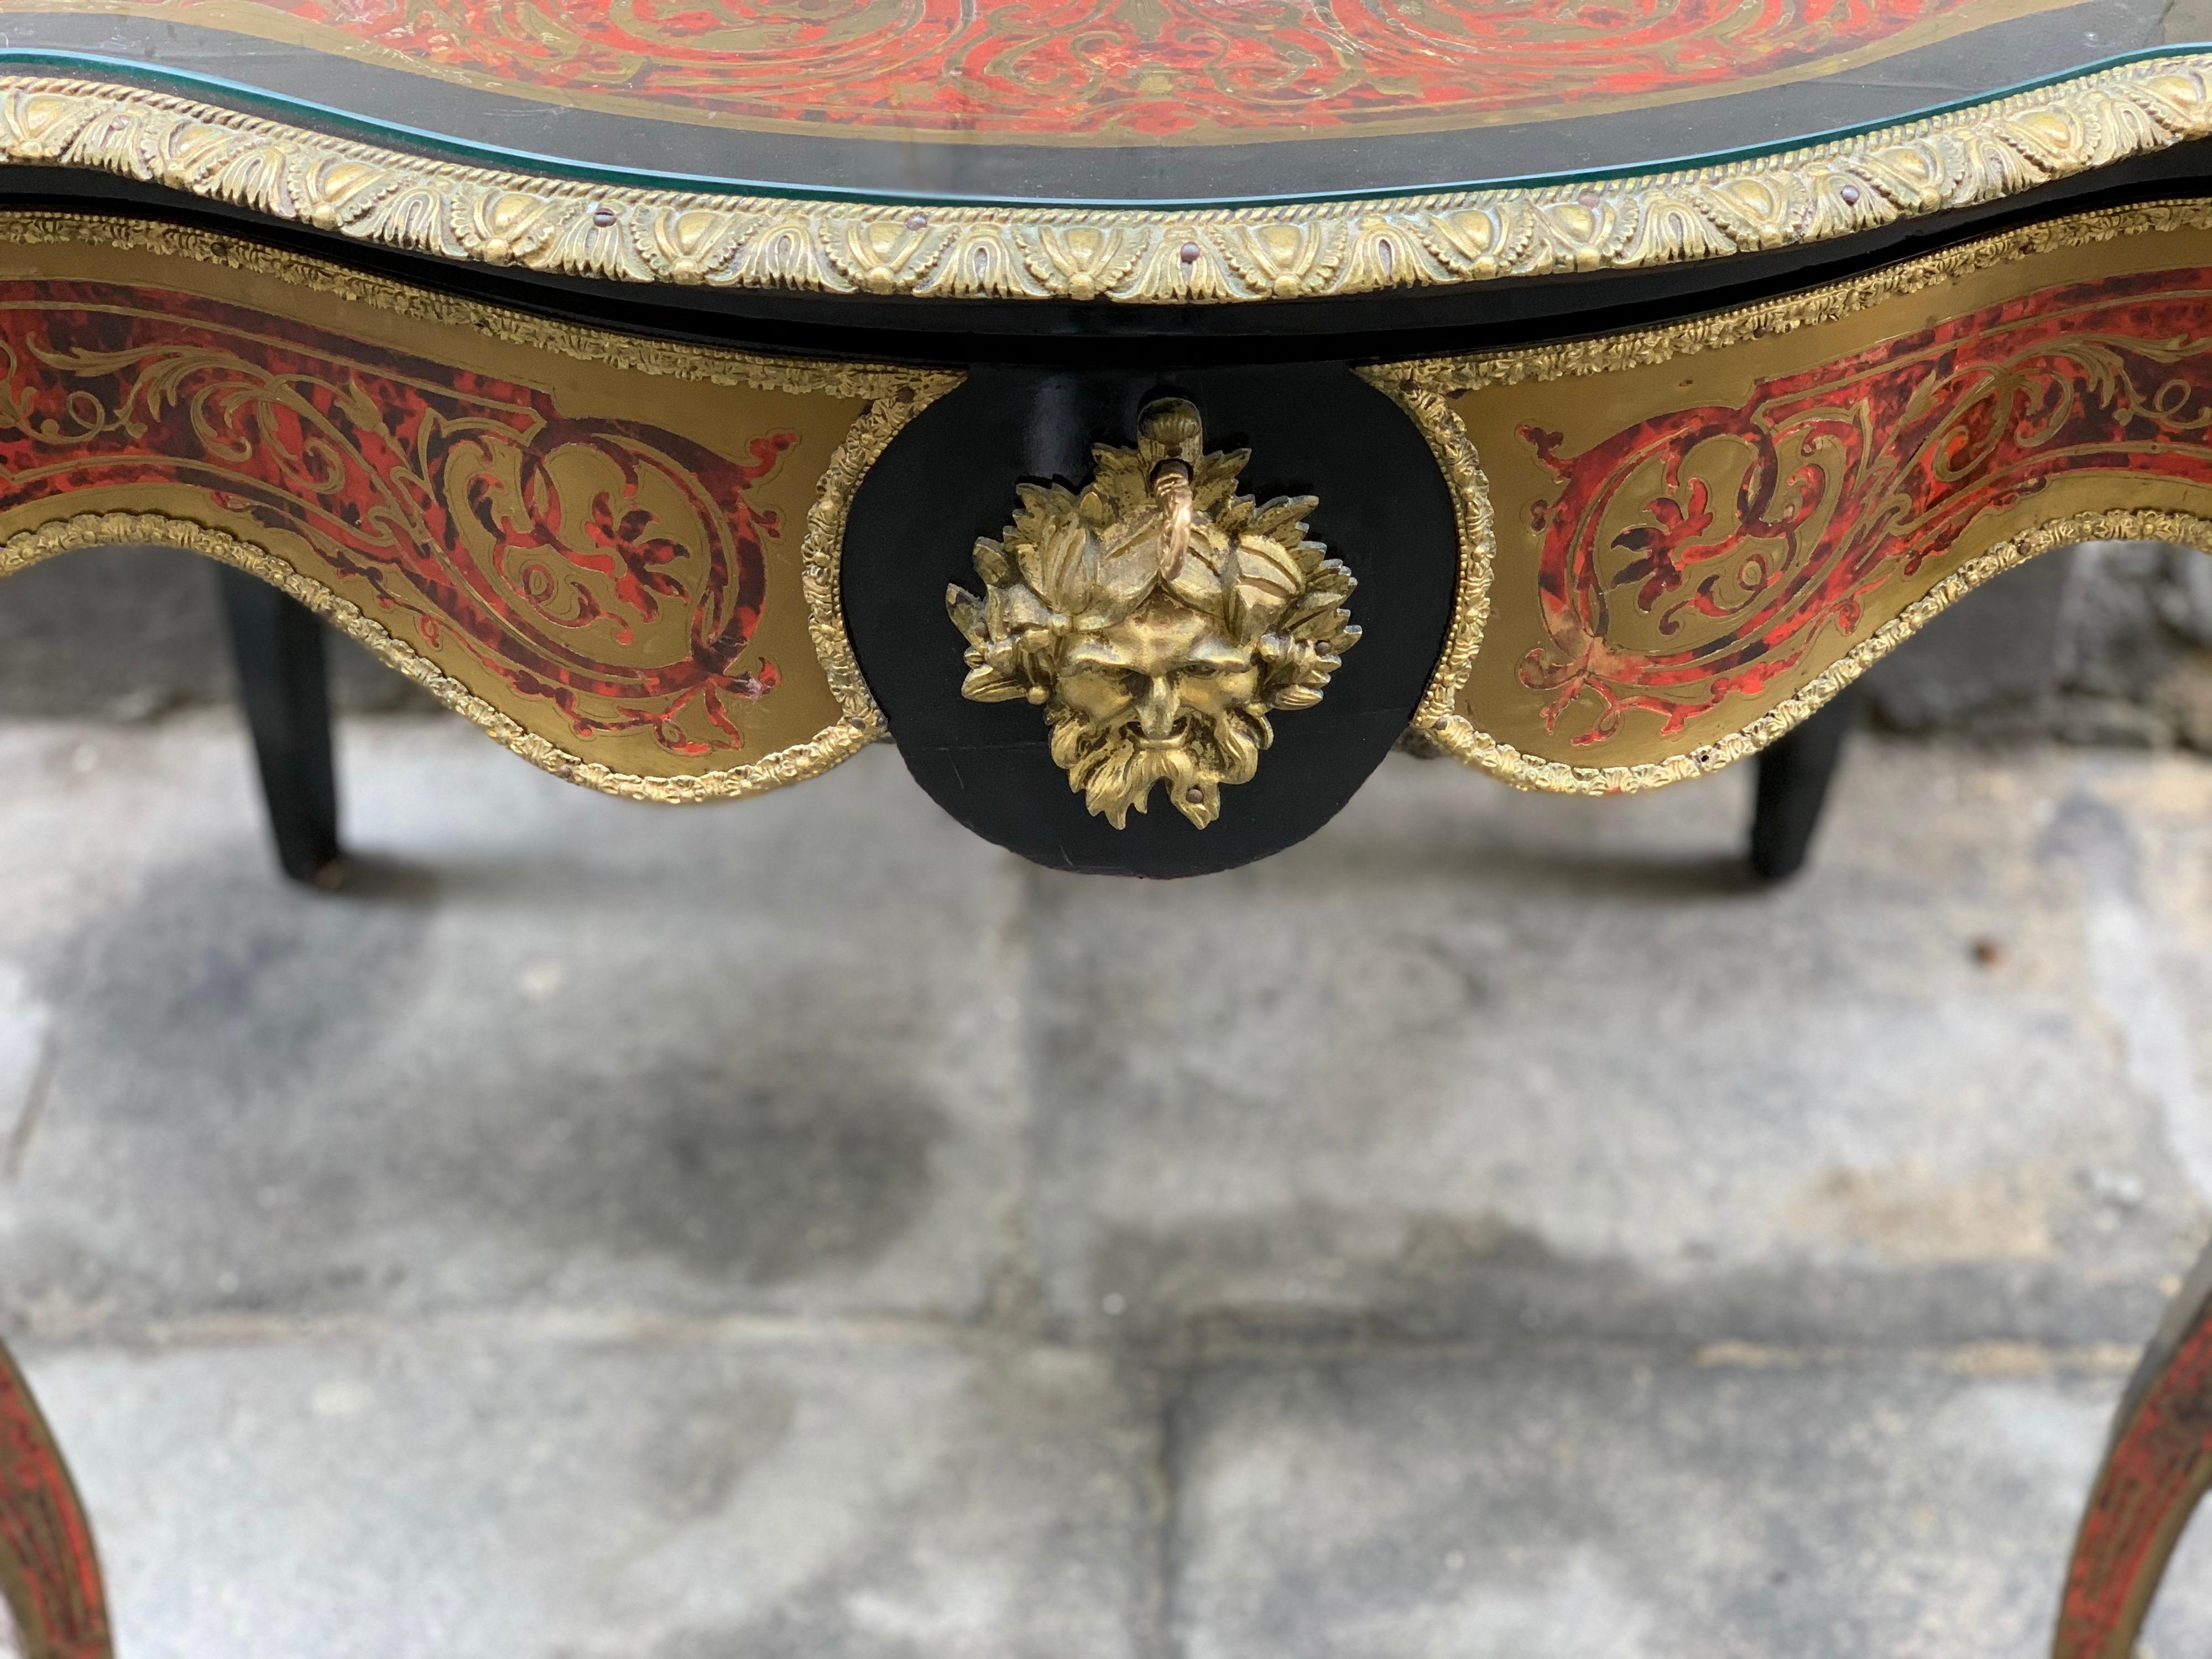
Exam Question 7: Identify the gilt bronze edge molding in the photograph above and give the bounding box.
[1451,510,2212,797]
[804,374,960,743]
[0,510,883,803]
[1,58,2211,303]
[0,210,959,802]
[1380,199,2212,391]
[1372,199,2212,795]
[0,208,941,403]
[1355,372,1494,745]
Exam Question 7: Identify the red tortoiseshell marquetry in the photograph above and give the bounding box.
[0,1344,108,1659]
[1510,268,2212,748]
[2057,1255,2212,1659]
[0,282,795,760]
[53,0,2034,138]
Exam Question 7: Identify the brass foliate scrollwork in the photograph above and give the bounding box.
[1365,200,2212,798]
[947,398,1359,828]
[0,212,956,804]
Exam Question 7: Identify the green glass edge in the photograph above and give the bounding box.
[0,42,2203,210]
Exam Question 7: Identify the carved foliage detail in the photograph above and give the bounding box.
[947,398,1358,829]
[6,65,2212,302]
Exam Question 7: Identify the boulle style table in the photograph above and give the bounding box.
[3,0,2212,1651]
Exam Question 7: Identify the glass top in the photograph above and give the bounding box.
[0,0,2200,205]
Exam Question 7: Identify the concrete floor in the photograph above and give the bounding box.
[3,709,2212,1657]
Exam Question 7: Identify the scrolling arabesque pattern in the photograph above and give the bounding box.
[0,284,791,759]
[2057,1303,2212,1659]
[1516,268,2212,748]
[0,1346,106,1659]
[114,0,1982,136]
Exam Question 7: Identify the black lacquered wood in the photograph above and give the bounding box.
[215,566,344,889]
[1749,687,1861,882]
[842,363,1458,877]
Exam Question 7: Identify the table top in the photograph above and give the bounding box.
[0,0,2201,205]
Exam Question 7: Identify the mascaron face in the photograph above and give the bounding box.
[947,396,1358,830]
[1053,596,1265,747]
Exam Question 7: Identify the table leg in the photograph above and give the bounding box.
[1749,688,1860,881]
[2056,1240,2212,1658]
[215,566,345,889]
[0,1344,109,1659]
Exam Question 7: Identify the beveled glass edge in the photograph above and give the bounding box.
[0,35,2193,208]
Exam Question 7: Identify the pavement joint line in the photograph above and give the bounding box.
[1,1027,55,1181]
[1155,1330,2151,1373]
[0,1311,2152,1377]
[35,1308,1020,1353]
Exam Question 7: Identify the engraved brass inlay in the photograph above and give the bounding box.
[1368,200,2212,795]
[0,212,956,801]
[0,1337,107,1659]
[947,398,1359,828]
[1,60,2211,301]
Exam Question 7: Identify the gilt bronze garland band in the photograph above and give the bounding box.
[0,60,2210,303]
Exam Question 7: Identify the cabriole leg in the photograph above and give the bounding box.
[2055,1240,2212,1658]
[1749,688,1860,881]
[216,566,345,889]
[0,1343,110,1659]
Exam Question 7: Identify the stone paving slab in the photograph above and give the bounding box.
[2,711,2211,1653]
[0,546,429,718]
[0,717,1031,1330]
[1168,1342,2210,1659]
[1029,744,2212,1351]
[15,1322,1157,1659]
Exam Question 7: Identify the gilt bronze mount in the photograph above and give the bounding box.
[946,399,1359,829]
